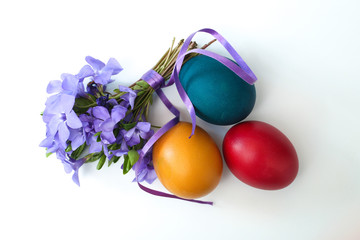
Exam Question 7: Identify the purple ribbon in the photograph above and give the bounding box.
[136,28,257,205]
[169,28,257,137]
[138,70,213,205]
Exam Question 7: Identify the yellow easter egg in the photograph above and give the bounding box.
[153,122,223,199]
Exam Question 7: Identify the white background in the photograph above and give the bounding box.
[1,0,359,239]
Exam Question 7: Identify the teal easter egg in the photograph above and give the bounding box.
[179,55,256,125]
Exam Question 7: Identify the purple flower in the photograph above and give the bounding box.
[41,75,83,153]
[85,56,123,85]
[78,110,105,154]
[110,133,129,157]
[47,71,90,99]
[39,130,64,155]
[92,105,127,144]
[62,155,86,186]
[123,122,153,147]
[68,127,86,150]
[132,152,157,184]
[118,86,137,109]
[40,110,82,149]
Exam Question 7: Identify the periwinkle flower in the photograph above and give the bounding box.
[79,109,105,154]
[47,70,92,100]
[111,133,129,157]
[85,56,123,85]
[123,122,154,147]
[132,151,157,184]
[68,127,86,151]
[62,155,86,186]
[118,86,137,109]
[40,109,82,150]
[92,105,127,144]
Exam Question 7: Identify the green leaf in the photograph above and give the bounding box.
[75,96,94,107]
[123,155,131,174]
[133,138,144,151]
[65,144,72,152]
[113,128,120,138]
[70,142,87,160]
[136,80,150,88]
[73,97,96,114]
[123,150,139,174]
[86,93,97,102]
[113,89,121,94]
[133,85,143,91]
[113,156,120,164]
[94,131,101,137]
[108,155,120,167]
[121,122,137,131]
[46,151,53,158]
[128,149,139,165]
[87,152,103,163]
[97,155,106,170]
[136,90,146,97]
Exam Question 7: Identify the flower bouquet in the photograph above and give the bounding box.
[40,38,210,183]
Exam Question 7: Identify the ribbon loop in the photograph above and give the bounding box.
[169,28,258,137]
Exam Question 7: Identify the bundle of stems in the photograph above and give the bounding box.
[129,38,216,121]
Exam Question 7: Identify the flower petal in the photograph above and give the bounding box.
[48,115,62,136]
[76,65,94,80]
[45,94,62,114]
[93,119,102,133]
[85,56,105,72]
[89,139,102,153]
[111,105,127,123]
[39,136,54,148]
[62,160,73,174]
[103,58,123,75]
[145,170,157,184]
[119,86,137,109]
[61,74,79,96]
[100,118,115,132]
[101,131,116,144]
[92,106,110,121]
[58,122,70,146]
[124,128,135,141]
[107,99,118,106]
[136,122,151,133]
[94,71,113,85]
[70,132,85,150]
[66,111,82,129]
[47,80,62,94]
[60,94,75,113]
[140,129,154,140]
[127,134,140,147]
[72,170,81,186]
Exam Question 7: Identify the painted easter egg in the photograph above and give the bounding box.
[152,122,223,199]
[179,55,256,125]
[223,121,299,190]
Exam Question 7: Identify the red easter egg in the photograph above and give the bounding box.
[223,121,298,190]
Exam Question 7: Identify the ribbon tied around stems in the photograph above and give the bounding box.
[136,28,257,205]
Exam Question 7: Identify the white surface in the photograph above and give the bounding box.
[1,0,359,239]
